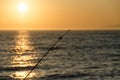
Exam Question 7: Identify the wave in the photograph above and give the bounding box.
[0,66,34,71]
[40,71,120,80]
[40,72,91,80]
[0,76,19,80]
[35,46,66,50]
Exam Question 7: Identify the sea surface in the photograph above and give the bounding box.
[0,30,120,80]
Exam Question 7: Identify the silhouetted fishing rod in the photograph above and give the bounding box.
[23,30,71,80]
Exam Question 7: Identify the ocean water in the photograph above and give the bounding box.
[0,30,120,80]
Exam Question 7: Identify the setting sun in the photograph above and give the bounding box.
[0,0,120,80]
[0,0,120,30]
[18,3,27,12]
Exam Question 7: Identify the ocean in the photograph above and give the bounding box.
[0,30,120,80]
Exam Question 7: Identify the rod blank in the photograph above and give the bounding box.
[23,30,71,80]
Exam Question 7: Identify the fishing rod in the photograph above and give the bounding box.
[23,30,71,80]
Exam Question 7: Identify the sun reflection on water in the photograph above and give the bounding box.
[13,71,35,79]
[11,31,37,79]
[14,31,33,54]
[12,55,34,67]
[11,31,35,67]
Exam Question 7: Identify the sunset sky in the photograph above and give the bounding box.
[0,0,120,30]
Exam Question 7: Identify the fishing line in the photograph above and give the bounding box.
[23,30,71,80]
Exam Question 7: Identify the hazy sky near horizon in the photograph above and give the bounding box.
[0,0,120,30]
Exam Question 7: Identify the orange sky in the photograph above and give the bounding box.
[0,0,120,30]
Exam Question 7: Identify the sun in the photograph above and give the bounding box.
[18,3,27,12]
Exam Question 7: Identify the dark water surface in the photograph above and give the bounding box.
[0,30,120,80]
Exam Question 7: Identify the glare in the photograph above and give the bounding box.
[18,3,27,12]
[13,71,35,79]
[15,31,32,54]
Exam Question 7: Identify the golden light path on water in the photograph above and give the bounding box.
[11,31,46,79]
[11,31,46,80]
[15,31,32,54]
